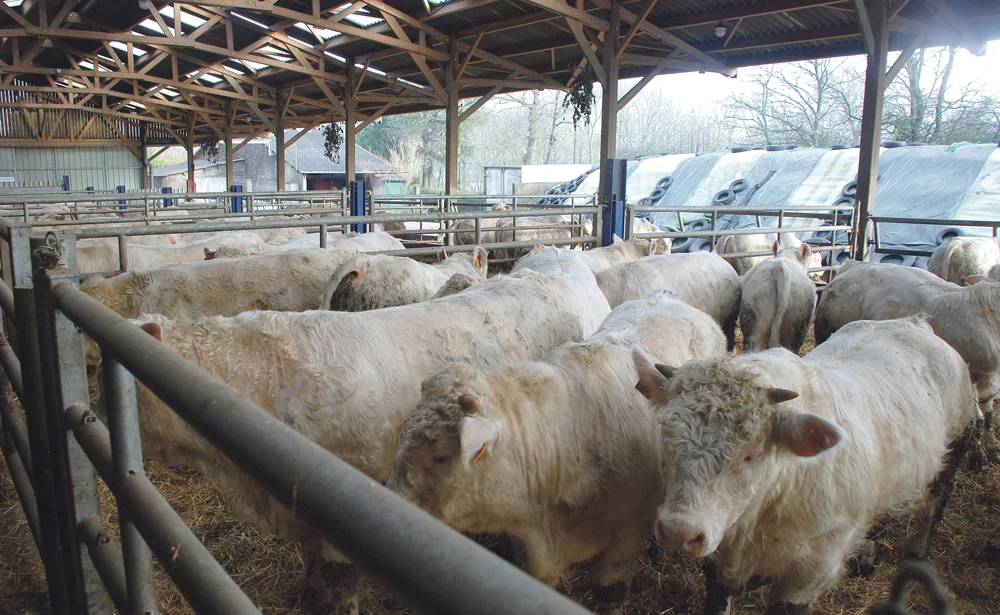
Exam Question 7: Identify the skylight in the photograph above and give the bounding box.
[344,13,382,27]
[222,64,246,76]
[159,5,207,28]
[293,22,339,40]
[157,87,180,97]
[398,78,429,91]
[109,40,148,56]
[136,19,173,37]
[230,11,269,29]
[3,0,24,6]
[198,73,223,84]
[240,59,268,71]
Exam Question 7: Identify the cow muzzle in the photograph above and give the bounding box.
[655,517,713,557]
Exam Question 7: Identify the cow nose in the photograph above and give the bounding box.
[655,520,706,556]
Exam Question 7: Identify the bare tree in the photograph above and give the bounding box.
[882,46,985,144]
[725,59,861,146]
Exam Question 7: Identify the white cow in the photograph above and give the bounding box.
[634,317,978,614]
[595,252,741,349]
[815,261,1000,446]
[388,291,726,614]
[77,231,266,274]
[740,242,816,352]
[574,236,670,274]
[122,267,612,612]
[929,236,1000,285]
[320,247,488,311]
[272,231,403,253]
[716,233,821,276]
[81,249,355,321]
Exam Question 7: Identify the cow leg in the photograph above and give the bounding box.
[981,398,1000,464]
[903,431,966,561]
[585,530,647,615]
[739,308,758,353]
[301,542,360,615]
[702,560,738,615]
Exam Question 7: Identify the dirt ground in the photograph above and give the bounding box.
[1,330,999,615]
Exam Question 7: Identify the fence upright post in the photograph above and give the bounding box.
[32,233,113,615]
[600,159,627,246]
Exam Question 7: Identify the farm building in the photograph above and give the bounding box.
[152,129,405,194]
[2,0,1000,614]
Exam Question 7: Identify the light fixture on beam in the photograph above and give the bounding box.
[714,22,727,38]
[138,0,151,9]
[65,11,81,23]
[41,38,54,48]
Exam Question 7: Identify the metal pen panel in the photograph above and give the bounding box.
[32,236,112,615]
[79,515,130,613]
[101,356,158,615]
[64,404,262,615]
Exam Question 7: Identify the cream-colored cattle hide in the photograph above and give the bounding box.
[929,236,1000,285]
[739,242,816,352]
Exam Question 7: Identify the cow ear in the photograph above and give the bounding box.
[966,275,990,285]
[772,412,844,457]
[473,247,487,273]
[772,240,780,256]
[438,247,448,262]
[612,234,624,244]
[139,322,162,342]
[204,247,215,260]
[632,345,674,404]
[459,416,501,467]
[800,243,811,261]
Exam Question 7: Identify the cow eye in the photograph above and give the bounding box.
[432,454,450,464]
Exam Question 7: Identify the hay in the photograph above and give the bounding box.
[1,331,999,615]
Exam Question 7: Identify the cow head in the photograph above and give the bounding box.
[388,364,519,533]
[632,346,843,558]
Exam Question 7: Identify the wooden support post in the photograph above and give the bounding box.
[275,90,286,192]
[852,0,888,260]
[185,114,195,191]
[139,124,149,190]
[597,1,621,201]
[224,100,234,190]
[445,40,460,196]
[345,62,357,188]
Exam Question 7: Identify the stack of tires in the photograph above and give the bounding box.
[535,171,592,206]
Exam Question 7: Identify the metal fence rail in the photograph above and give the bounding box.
[628,203,854,275]
[871,215,1000,257]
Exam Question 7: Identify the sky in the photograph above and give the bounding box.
[624,41,1000,111]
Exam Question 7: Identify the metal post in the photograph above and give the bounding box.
[319,223,328,248]
[597,1,621,200]
[345,63,357,188]
[224,101,235,192]
[600,159,627,246]
[31,234,112,614]
[474,217,482,245]
[117,235,128,273]
[852,0,888,260]
[101,356,158,615]
[349,180,366,234]
[445,40,460,195]
[275,90,286,192]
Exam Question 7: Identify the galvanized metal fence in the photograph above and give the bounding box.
[0,217,594,614]
[871,215,1000,258]
[628,203,855,276]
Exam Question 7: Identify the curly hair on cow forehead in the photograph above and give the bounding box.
[400,364,485,445]
[660,357,776,464]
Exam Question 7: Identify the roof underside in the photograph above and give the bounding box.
[1,0,999,145]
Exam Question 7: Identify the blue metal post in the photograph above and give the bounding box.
[350,179,366,233]
[61,175,69,191]
[230,185,243,213]
[85,187,94,194]
[600,158,628,246]
[161,187,173,207]
[116,185,126,209]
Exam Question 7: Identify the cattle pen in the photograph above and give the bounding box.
[0,189,863,614]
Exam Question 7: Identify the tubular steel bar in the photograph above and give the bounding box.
[32,243,112,615]
[101,356,158,615]
[64,403,259,615]
[0,369,43,551]
[79,516,130,614]
[53,284,593,615]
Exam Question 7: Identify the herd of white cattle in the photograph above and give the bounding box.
[73,223,1000,615]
